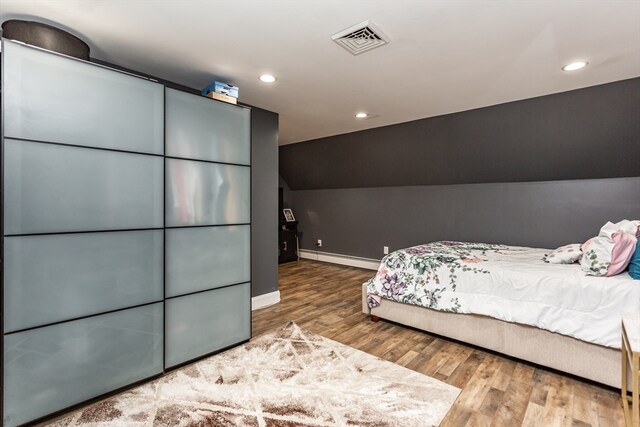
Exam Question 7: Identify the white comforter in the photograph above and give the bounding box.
[366,241,640,348]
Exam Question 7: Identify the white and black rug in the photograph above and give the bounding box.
[48,322,460,426]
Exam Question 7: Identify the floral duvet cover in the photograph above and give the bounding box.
[366,241,504,311]
[365,241,640,348]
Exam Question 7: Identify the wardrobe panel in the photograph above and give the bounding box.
[165,88,250,164]
[166,225,250,297]
[4,230,164,333]
[4,139,164,234]
[3,303,163,427]
[165,284,250,368]
[3,40,164,154]
[165,158,250,227]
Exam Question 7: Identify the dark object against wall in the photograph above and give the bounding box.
[279,222,299,264]
[280,78,640,190]
[292,177,640,259]
[2,20,90,60]
[251,107,279,297]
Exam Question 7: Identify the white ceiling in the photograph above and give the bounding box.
[1,1,639,145]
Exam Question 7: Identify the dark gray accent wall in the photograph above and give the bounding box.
[280,78,640,190]
[281,78,640,260]
[292,178,640,259]
[251,108,279,297]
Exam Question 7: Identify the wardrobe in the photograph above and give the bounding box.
[1,39,251,426]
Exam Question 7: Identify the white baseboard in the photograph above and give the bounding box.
[299,249,380,270]
[251,290,280,311]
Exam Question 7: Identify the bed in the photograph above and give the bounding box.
[361,241,640,389]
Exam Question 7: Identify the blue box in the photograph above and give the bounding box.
[200,81,239,99]
[214,81,239,98]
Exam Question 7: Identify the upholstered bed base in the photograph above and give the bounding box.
[361,283,625,390]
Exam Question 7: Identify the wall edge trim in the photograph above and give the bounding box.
[251,290,281,311]
[299,249,380,270]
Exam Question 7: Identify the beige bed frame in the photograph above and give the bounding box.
[361,283,625,390]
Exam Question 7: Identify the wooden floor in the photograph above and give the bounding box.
[252,260,624,427]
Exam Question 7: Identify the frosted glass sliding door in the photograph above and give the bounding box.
[165,88,250,164]
[3,40,164,155]
[4,230,164,333]
[3,38,167,427]
[3,139,164,235]
[3,303,163,427]
[165,284,250,368]
[165,158,250,227]
[164,87,251,370]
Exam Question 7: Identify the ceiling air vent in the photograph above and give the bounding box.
[331,20,389,55]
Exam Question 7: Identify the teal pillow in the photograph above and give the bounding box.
[629,245,640,280]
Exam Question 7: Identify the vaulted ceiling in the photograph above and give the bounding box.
[1,1,639,145]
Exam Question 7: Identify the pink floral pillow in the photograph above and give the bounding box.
[608,232,637,275]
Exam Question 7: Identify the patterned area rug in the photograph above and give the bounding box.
[48,322,460,426]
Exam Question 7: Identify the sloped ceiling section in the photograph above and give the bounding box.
[0,1,639,145]
[279,78,640,190]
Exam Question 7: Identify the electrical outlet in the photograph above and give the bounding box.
[383,246,389,255]
[317,239,322,248]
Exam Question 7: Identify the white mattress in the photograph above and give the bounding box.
[365,242,640,348]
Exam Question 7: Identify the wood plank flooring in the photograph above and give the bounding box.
[252,260,624,427]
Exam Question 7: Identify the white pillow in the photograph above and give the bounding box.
[598,220,640,238]
[544,244,582,264]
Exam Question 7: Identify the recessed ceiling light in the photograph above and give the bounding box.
[562,61,588,71]
[355,112,368,118]
[259,74,277,83]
